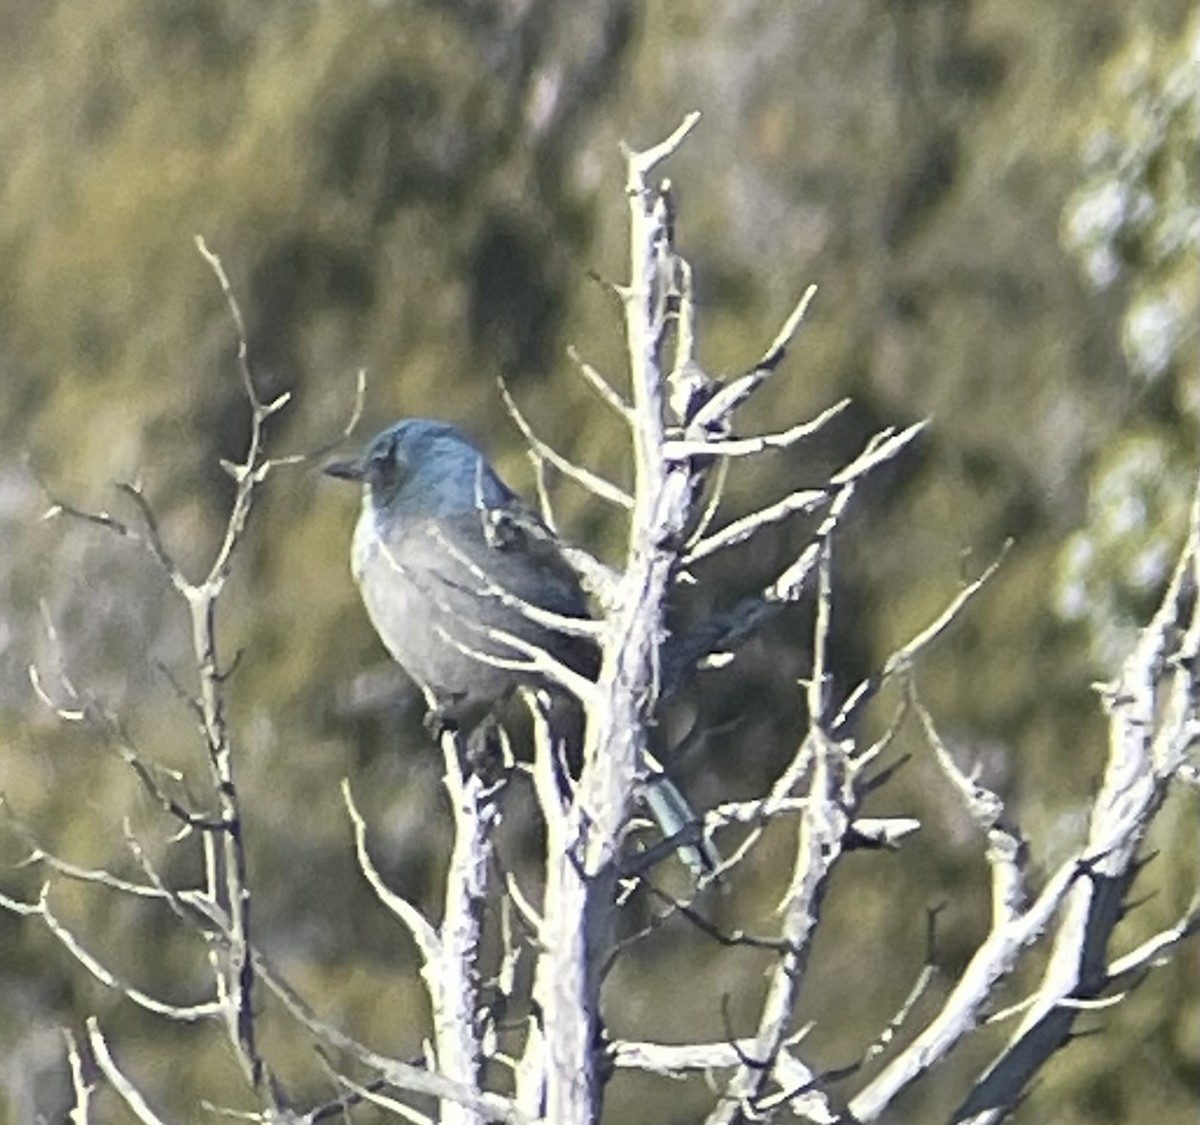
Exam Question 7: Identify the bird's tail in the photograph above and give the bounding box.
[640,763,721,882]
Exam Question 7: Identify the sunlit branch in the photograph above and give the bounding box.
[567,345,633,421]
[665,399,851,461]
[343,780,440,961]
[499,379,634,510]
[87,1019,170,1125]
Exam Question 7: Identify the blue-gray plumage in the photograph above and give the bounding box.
[326,417,715,877]
[325,418,596,729]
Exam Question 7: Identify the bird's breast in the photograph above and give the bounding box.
[349,501,382,581]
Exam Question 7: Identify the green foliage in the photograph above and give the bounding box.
[1057,431,1195,666]
[1057,15,1200,668]
[1062,16,1199,391]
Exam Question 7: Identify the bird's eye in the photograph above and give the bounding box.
[369,437,394,466]
[369,440,405,486]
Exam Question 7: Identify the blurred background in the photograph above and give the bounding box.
[0,1,1195,1121]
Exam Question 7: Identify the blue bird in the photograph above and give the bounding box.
[325,418,595,731]
[326,418,715,876]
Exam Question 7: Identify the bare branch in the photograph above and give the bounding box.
[499,380,634,510]
[620,111,702,179]
[942,495,1200,1124]
[34,482,177,578]
[87,1019,173,1125]
[195,235,257,409]
[665,398,851,461]
[1106,889,1200,981]
[343,779,440,961]
[567,345,633,421]
[612,1039,837,1123]
[302,366,369,463]
[644,884,794,953]
[63,1027,95,1125]
[708,728,855,1124]
[670,429,896,684]
[682,455,730,555]
[860,962,938,1067]
[328,1070,436,1124]
[30,593,242,880]
[684,486,829,566]
[687,285,819,433]
[251,952,528,1123]
[432,620,599,707]
[914,688,1028,924]
[2,803,170,904]
[849,853,1082,1120]
[9,885,219,1020]
[835,542,1011,734]
[435,729,503,1125]
[845,816,922,849]
[112,481,180,583]
[757,285,819,378]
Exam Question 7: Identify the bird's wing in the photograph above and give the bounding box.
[475,500,590,617]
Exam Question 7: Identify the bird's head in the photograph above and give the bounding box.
[325,418,513,516]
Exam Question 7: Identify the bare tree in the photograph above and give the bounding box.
[3,118,1197,1124]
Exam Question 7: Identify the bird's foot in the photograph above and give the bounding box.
[423,709,459,741]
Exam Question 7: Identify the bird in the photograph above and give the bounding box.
[325,417,714,876]
[324,418,595,730]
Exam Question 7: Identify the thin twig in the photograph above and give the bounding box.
[835,541,1011,734]
[688,286,819,433]
[343,780,440,960]
[499,380,634,510]
[666,399,851,461]
[567,345,633,420]
[63,1027,95,1125]
[86,1019,171,1125]
[684,486,828,566]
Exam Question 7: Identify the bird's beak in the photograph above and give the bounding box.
[323,456,365,482]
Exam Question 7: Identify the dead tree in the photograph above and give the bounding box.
[3,118,1197,1125]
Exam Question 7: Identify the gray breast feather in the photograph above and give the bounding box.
[352,500,593,714]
